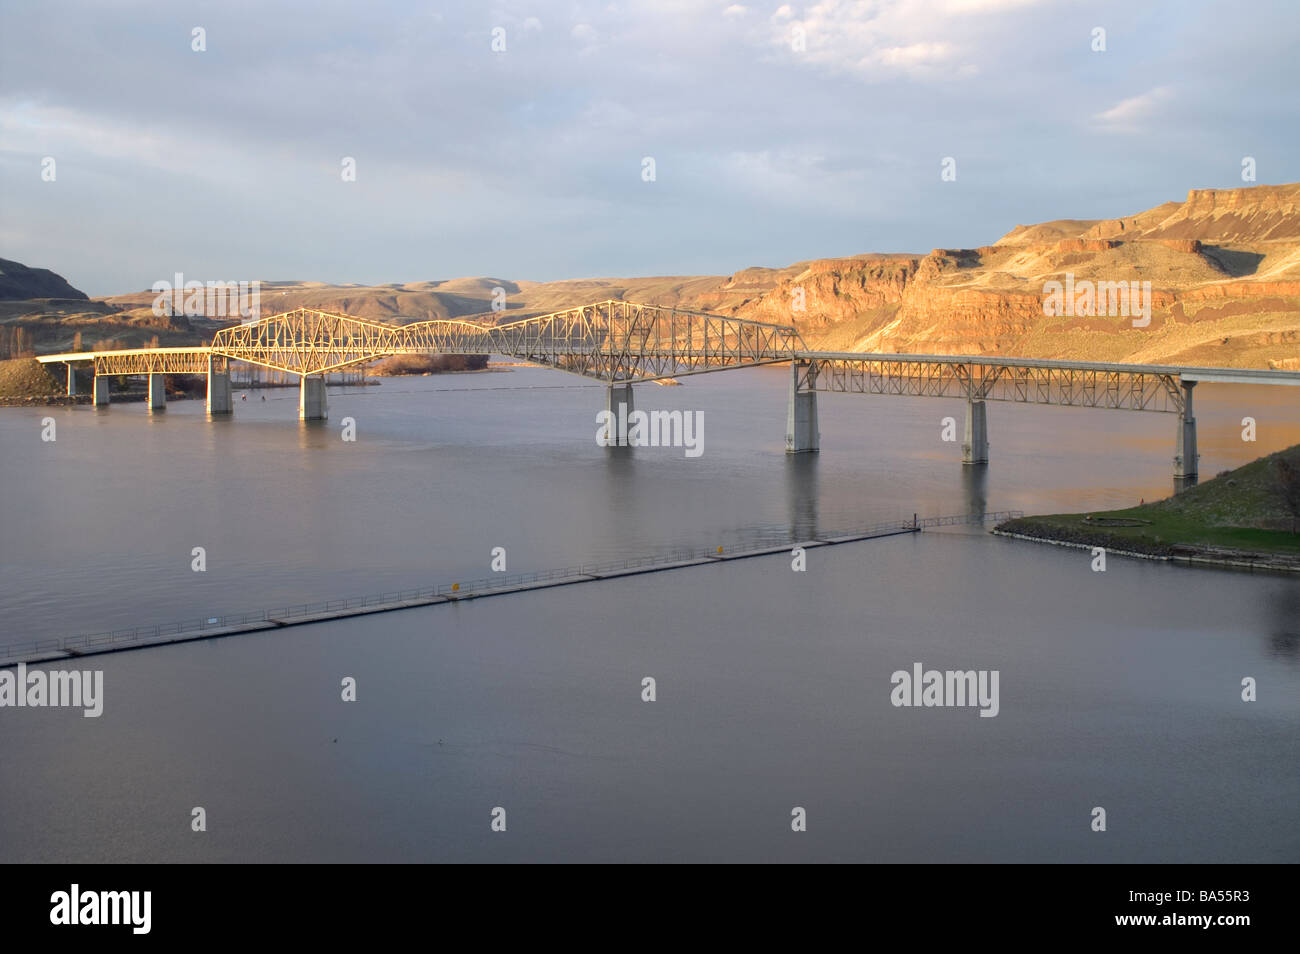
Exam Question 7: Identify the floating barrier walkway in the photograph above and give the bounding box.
[2,511,1022,667]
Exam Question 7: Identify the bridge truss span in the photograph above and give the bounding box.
[84,348,217,376]
[210,308,496,375]
[203,301,803,382]
[795,353,1186,413]
[494,299,805,382]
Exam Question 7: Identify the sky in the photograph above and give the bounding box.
[1,0,1297,297]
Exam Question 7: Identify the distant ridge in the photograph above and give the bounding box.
[0,258,88,301]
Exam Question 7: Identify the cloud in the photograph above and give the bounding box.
[766,0,1039,80]
[0,102,256,185]
[944,0,1042,11]
[874,41,955,68]
[1093,86,1174,132]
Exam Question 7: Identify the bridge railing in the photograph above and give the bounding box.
[2,511,1021,661]
[917,511,1023,528]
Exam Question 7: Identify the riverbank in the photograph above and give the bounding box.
[0,356,63,400]
[0,394,90,407]
[995,444,1300,573]
[368,367,511,378]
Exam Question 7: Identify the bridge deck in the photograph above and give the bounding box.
[796,351,1300,386]
[37,347,213,363]
[36,346,1300,387]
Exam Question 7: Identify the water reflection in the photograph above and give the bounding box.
[1266,582,1300,664]
[296,417,333,451]
[599,443,641,557]
[784,453,820,540]
[961,462,988,519]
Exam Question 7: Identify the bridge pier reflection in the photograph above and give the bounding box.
[962,458,989,520]
[784,451,820,540]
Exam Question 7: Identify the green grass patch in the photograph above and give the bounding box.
[1000,443,1300,558]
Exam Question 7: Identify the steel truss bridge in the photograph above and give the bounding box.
[70,301,804,380]
[37,300,1300,479]
[793,353,1207,412]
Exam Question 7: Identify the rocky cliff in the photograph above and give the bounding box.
[712,183,1300,368]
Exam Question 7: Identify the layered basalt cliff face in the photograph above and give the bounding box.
[706,183,1300,368]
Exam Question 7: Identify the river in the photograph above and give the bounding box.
[1,366,1297,861]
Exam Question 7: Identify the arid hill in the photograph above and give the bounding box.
[8,182,1300,368]
[0,258,88,301]
[714,182,1300,369]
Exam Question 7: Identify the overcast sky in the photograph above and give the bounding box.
[1,0,1297,296]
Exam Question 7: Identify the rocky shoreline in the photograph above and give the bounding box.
[0,394,90,407]
[993,519,1300,574]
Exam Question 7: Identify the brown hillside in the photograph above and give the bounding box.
[11,182,1300,370]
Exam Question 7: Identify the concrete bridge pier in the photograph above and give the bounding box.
[93,374,109,406]
[962,398,989,465]
[147,373,166,412]
[785,361,819,454]
[1174,380,1198,479]
[299,374,327,421]
[206,357,232,415]
[604,383,634,446]
[65,363,77,396]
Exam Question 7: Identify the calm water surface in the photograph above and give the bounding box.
[1,367,1297,861]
